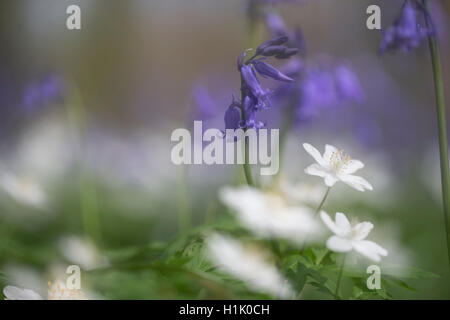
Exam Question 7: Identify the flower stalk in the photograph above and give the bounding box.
[301,187,331,250]
[334,254,346,300]
[424,0,450,269]
[240,76,256,187]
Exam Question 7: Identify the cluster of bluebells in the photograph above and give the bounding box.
[224,36,298,130]
[263,12,364,124]
[379,0,434,53]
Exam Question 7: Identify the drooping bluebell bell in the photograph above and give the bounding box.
[379,0,434,53]
[224,98,243,130]
[251,59,294,82]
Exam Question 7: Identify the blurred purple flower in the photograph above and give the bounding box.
[274,62,364,123]
[264,12,307,54]
[334,65,365,102]
[192,85,217,121]
[22,75,65,112]
[379,0,434,53]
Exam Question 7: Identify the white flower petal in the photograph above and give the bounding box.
[304,164,328,178]
[207,234,294,299]
[353,222,373,240]
[342,159,364,175]
[352,240,388,262]
[339,174,373,192]
[335,212,351,231]
[323,144,339,162]
[320,211,342,236]
[326,235,353,252]
[3,286,43,300]
[303,143,326,167]
[324,175,338,187]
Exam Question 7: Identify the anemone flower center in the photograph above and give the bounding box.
[329,150,350,172]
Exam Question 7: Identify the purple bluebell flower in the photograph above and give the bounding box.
[240,64,271,109]
[224,99,242,130]
[273,62,364,124]
[379,0,434,53]
[334,65,365,103]
[243,95,266,129]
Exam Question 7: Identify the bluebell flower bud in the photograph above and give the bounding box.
[252,60,294,82]
[275,48,299,59]
[255,36,289,55]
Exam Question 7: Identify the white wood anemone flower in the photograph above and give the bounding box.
[302,143,373,192]
[3,281,86,300]
[320,211,388,262]
[207,233,293,299]
[0,173,47,209]
[219,186,321,245]
[58,235,109,271]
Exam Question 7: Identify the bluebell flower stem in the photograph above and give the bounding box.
[424,0,450,270]
[334,254,346,300]
[240,76,256,187]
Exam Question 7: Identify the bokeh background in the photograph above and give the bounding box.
[0,0,450,299]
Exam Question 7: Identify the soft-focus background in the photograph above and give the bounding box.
[0,0,450,299]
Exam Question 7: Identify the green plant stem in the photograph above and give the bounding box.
[243,138,255,186]
[334,254,346,300]
[177,165,192,232]
[240,74,256,187]
[424,0,450,269]
[274,101,296,184]
[66,84,102,243]
[301,187,331,250]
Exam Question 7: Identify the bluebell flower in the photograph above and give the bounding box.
[224,99,242,130]
[243,95,266,129]
[379,0,434,53]
[240,64,271,109]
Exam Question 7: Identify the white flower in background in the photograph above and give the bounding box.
[0,173,46,208]
[207,233,293,299]
[280,180,326,206]
[3,286,43,300]
[320,211,388,262]
[3,282,86,300]
[58,235,108,271]
[219,186,320,245]
[303,143,373,192]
